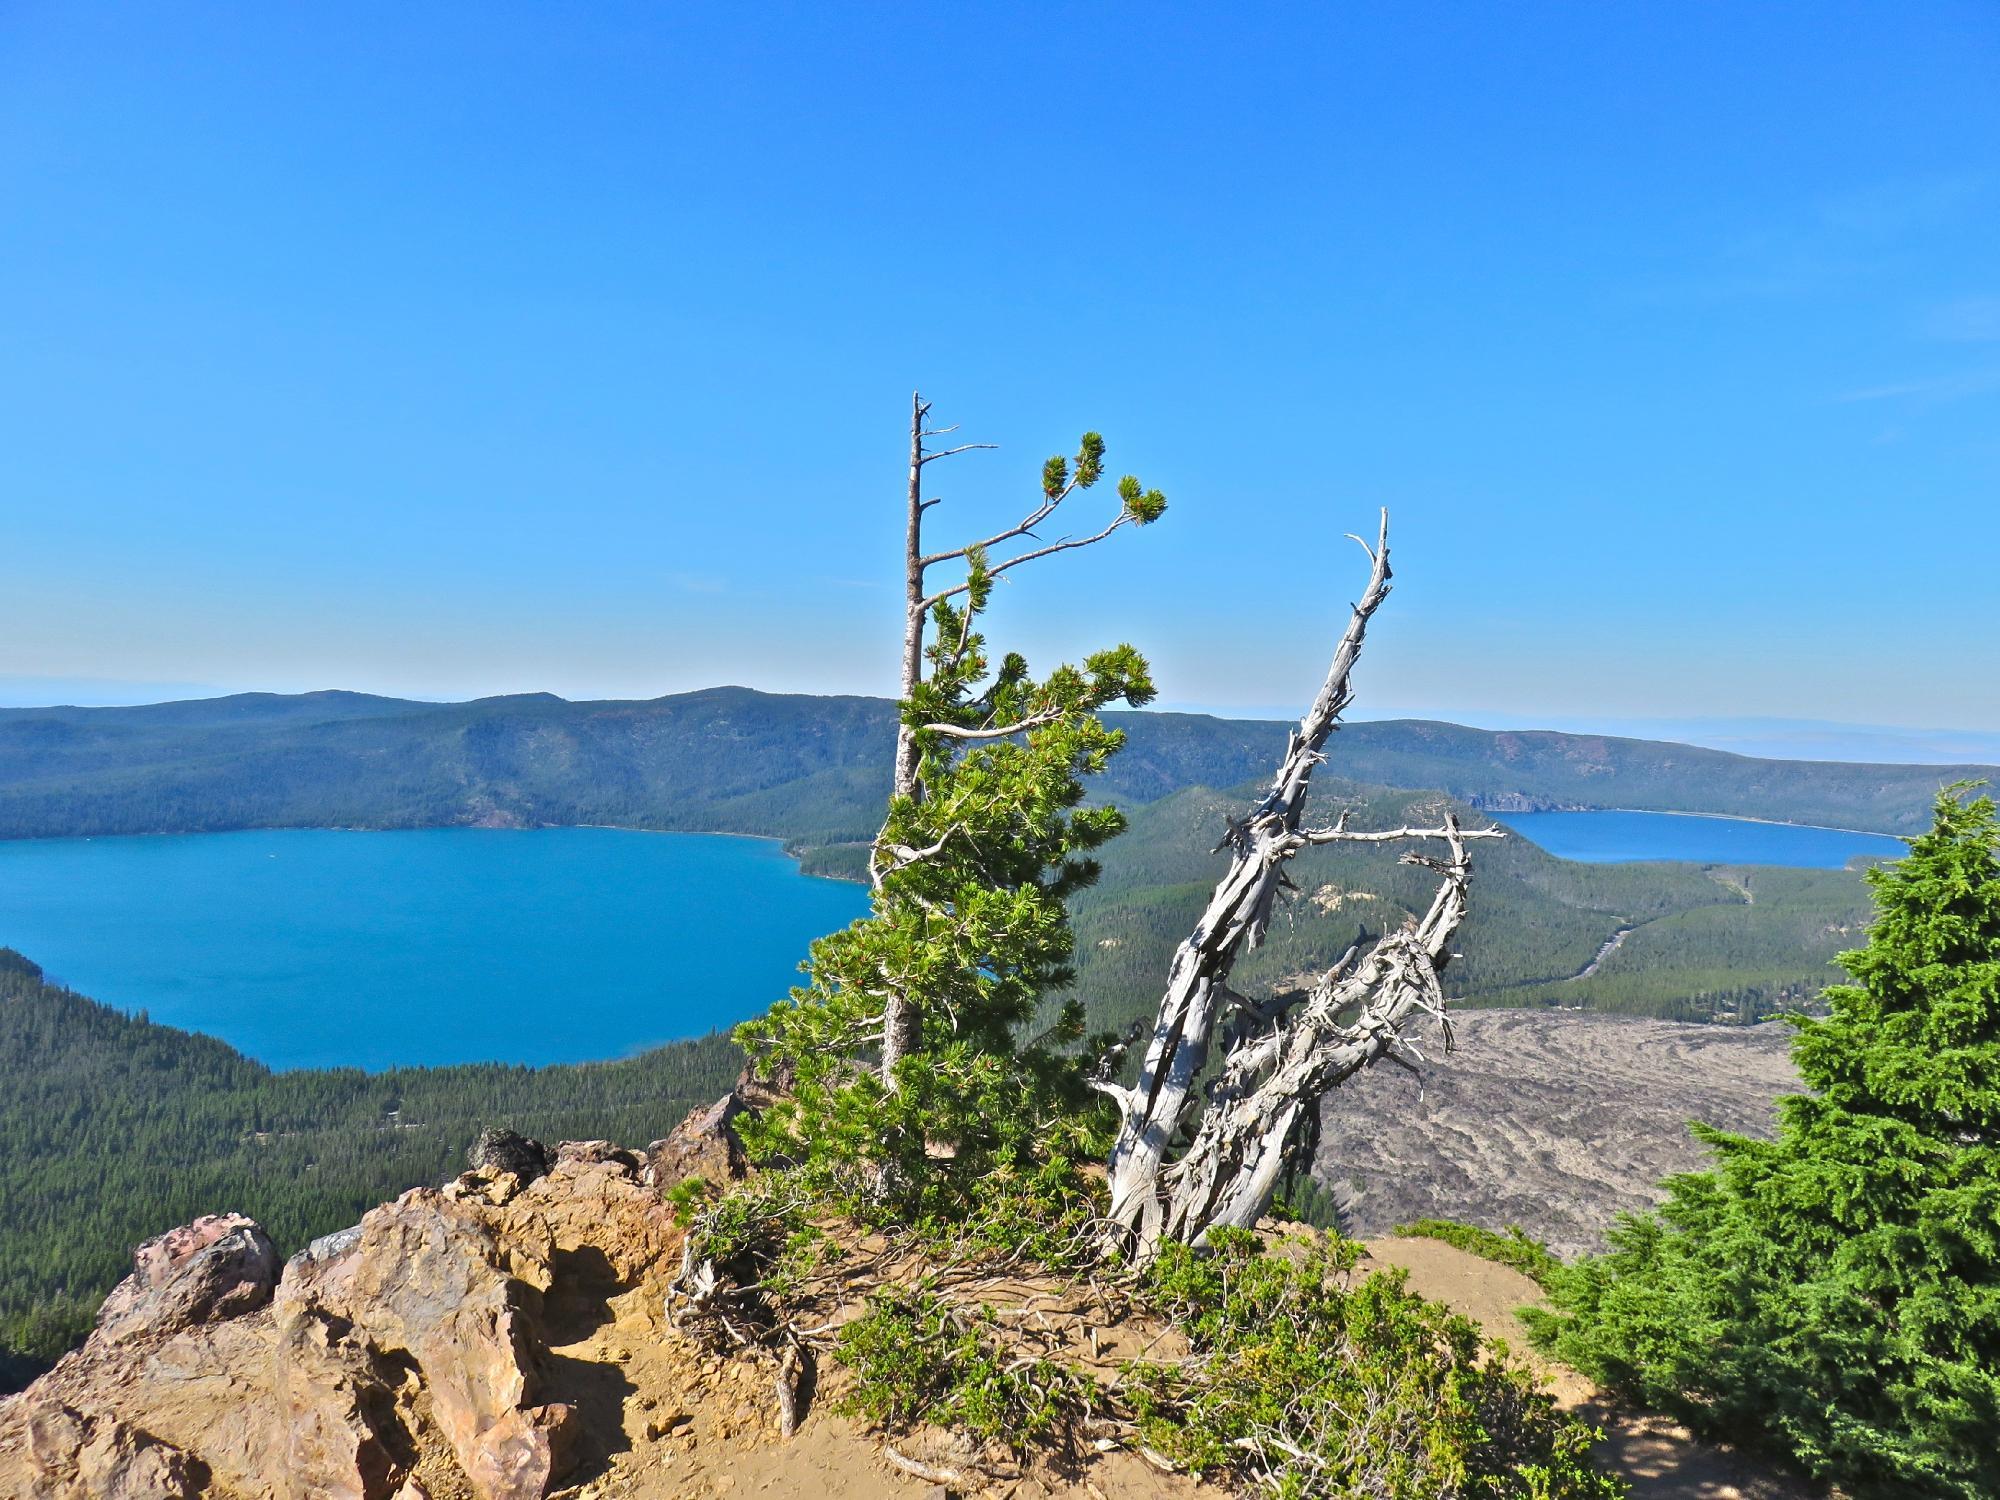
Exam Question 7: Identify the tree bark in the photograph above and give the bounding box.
[1151,818,1482,1243]
[893,390,927,805]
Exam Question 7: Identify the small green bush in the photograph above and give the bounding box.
[1128,1229,1621,1500]
[836,1287,1098,1450]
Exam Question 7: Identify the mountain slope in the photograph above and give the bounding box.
[1068,781,1871,1034]
[0,687,1983,844]
[0,948,742,1383]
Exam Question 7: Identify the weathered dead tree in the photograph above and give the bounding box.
[1099,511,1501,1257]
[879,391,1159,1084]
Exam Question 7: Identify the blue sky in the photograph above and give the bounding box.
[3,3,1996,737]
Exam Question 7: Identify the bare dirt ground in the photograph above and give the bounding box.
[1318,1010,1800,1257]
[1362,1236,1813,1500]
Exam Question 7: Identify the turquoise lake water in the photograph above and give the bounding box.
[1492,809,1906,868]
[0,812,1907,1072]
[0,827,867,1072]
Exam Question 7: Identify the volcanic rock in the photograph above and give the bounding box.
[466,1129,555,1184]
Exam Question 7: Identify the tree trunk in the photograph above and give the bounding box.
[1101,515,1394,1247]
[892,390,927,805]
[881,391,929,1086]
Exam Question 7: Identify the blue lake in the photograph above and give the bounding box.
[1492,809,1906,868]
[0,827,867,1072]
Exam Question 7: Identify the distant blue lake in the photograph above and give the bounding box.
[1493,809,1906,868]
[0,827,867,1072]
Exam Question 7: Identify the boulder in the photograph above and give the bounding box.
[93,1214,278,1343]
[288,1189,573,1500]
[466,1129,554,1184]
[645,1062,790,1190]
[647,1092,751,1188]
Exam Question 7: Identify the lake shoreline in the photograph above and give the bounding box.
[1600,806,1906,840]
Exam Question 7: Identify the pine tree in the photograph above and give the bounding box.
[1536,785,2000,1498]
[733,411,1165,1206]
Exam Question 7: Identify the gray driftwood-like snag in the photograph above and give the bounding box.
[1099,512,1502,1256]
[880,391,1160,1085]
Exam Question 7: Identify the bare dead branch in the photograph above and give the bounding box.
[1099,511,1504,1258]
[1296,823,1506,846]
[917,710,1066,741]
[918,442,999,464]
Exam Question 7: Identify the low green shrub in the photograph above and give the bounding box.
[1128,1229,1621,1500]
[836,1287,1099,1451]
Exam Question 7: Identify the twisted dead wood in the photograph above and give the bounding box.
[1099,512,1501,1256]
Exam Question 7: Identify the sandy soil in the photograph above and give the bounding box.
[1320,1010,1799,1256]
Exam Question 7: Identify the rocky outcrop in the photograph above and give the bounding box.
[92,1215,279,1345]
[643,1064,785,1188]
[466,1130,554,1184]
[0,1135,685,1500]
[9,1402,204,1499]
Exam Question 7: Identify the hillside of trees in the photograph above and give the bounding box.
[0,686,1981,845]
[0,775,1876,1387]
[0,948,742,1389]
[1068,780,1873,1034]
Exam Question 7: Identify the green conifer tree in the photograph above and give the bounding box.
[1535,785,2000,1498]
[734,428,1165,1207]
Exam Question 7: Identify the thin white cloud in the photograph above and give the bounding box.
[1834,368,2000,404]
[1815,173,1988,237]
[667,572,726,594]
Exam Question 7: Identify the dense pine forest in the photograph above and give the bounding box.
[0,948,741,1388]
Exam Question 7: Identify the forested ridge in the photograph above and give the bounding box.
[1070,780,1873,1032]
[0,778,1874,1386]
[0,948,742,1388]
[0,685,1981,844]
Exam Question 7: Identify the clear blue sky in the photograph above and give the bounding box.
[3,3,1996,733]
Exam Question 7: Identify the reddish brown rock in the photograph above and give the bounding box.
[1,1399,203,1499]
[93,1213,278,1343]
[647,1091,753,1187]
[282,1189,572,1500]
[0,1138,691,1500]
